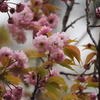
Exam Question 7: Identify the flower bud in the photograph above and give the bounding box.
[8,17,14,24]
[90,93,97,100]
[0,2,8,12]
[16,3,25,13]
[10,8,15,14]
[77,75,86,82]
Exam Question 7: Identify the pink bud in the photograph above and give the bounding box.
[8,17,14,24]
[77,75,86,82]
[16,3,25,13]
[90,93,97,100]
[0,2,8,12]
[10,8,15,14]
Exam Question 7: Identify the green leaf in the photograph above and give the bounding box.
[4,74,22,85]
[63,45,81,63]
[61,85,68,92]
[36,66,45,79]
[9,67,29,75]
[63,94,78,100]
[46,84,57,95]
[29,52,47,58]
[43,92,58,100]
[59,59,77,73]
[48,76,66,85]
[40,61,53,68]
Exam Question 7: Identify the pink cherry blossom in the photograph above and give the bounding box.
[47,13,59,29]
[36,26,52,36]
[48,34,64,51]
[12,87,23,100]
[0,47,13,60]
[33,35,49,53]
[5,23,27,44]
[13,50,28,68]
[24,72,37,85]
[90,93,97,100]
[50,49,65,63]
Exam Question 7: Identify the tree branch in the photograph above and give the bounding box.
[62,0,74,32]
[85,0,97,47]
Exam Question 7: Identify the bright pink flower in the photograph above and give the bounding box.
[48,34,64,51]
[33,35,49,53]
[0,2,8,12]
[16,3,25,13]
[50,69,60,76]
[0,47,13,60]
[50,49,65,63]
[90,93,97,100]
[36,26,52,36]
[77,75,86,82]
[47,13,59,29]
[24,72,37,85]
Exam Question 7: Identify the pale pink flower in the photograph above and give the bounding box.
[38,17,49,27]
[33,35,49,53]
[50,49,65,63]
[5,23,27,44]
[13,50,28,64]
[47,13,59,29]
[36,26,52,36]
[12,30,27,44]
[48,34,64,51]
[90,93,97,100]
[50,69,60,76]
[58,32,69,47]
[0,47,13,60]
[24,72,37,85]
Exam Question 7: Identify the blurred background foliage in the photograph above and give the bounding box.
[0,26,12,47]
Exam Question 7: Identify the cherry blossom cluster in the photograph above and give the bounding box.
[3,86,22,100]
[0,47,28,75]
[24,69,60,91]
[5,0,59,44]
[32,26,69,63]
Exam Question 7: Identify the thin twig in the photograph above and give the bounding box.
[63,15,86,31]
[85,0,97,47]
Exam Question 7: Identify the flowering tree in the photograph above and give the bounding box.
[0,0,99,100]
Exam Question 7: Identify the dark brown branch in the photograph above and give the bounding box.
[89,25,100,27]
[62,0,74,32]
[85,0,97,47]
[60,72,98,80]
[30,76,40,100]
